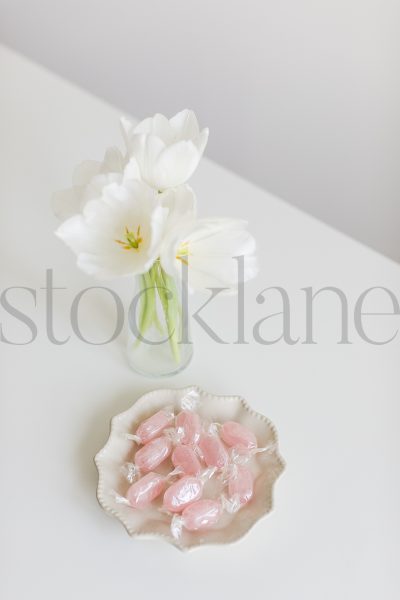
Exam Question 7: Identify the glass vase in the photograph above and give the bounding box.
[126,260,193,377]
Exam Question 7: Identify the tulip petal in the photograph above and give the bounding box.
[52,188,82,221]
[195,128,209,156]
[72,160,101,186]
[120,116,136,147]
[122,110,208,189]
[160,218,258,293]
[170,109,200,140]
[161,185,197,227]
[56,179,168,279]
[133,113,174,144]
[102,147,125,173]
[55,214,90,253]
[123,157,141,182]
[129,134,166,187]
[155,141,200,189]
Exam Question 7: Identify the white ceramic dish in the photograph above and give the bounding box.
[94,385,285,550]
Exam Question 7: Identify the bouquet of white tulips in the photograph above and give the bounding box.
[54,110,258,375]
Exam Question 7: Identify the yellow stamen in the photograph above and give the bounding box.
[176,241,190,265]
[115,225,143,251]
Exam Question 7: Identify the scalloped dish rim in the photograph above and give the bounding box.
[94,385,285,551]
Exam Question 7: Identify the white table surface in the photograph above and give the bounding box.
[1,44,399,600]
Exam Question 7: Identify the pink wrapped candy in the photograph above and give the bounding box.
[126,472,165,509]
[220,421,257,453]
[133,408,174,444]
[171,499,222,538]
[111,395,265,543]
[163,476,203,513]
[199,432,229,469]
[228,465,254,506]
[135,436,172,473]
[172,445,202,476]
[176,410,202,445]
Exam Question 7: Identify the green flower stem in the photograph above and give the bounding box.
[148,266,164,334]
[134,272,154,348]
[133,262,181,365]
[152,261,181,364]
[137,273,147,334]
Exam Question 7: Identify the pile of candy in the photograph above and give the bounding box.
[113,394,267,540]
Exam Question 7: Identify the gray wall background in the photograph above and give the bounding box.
[1,0,399,262]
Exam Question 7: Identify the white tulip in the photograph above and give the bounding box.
[160,184,197,232]
[121,109,209,191]
[55,180,168,279]
[52,147,140,221]
[160,218,259,293]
